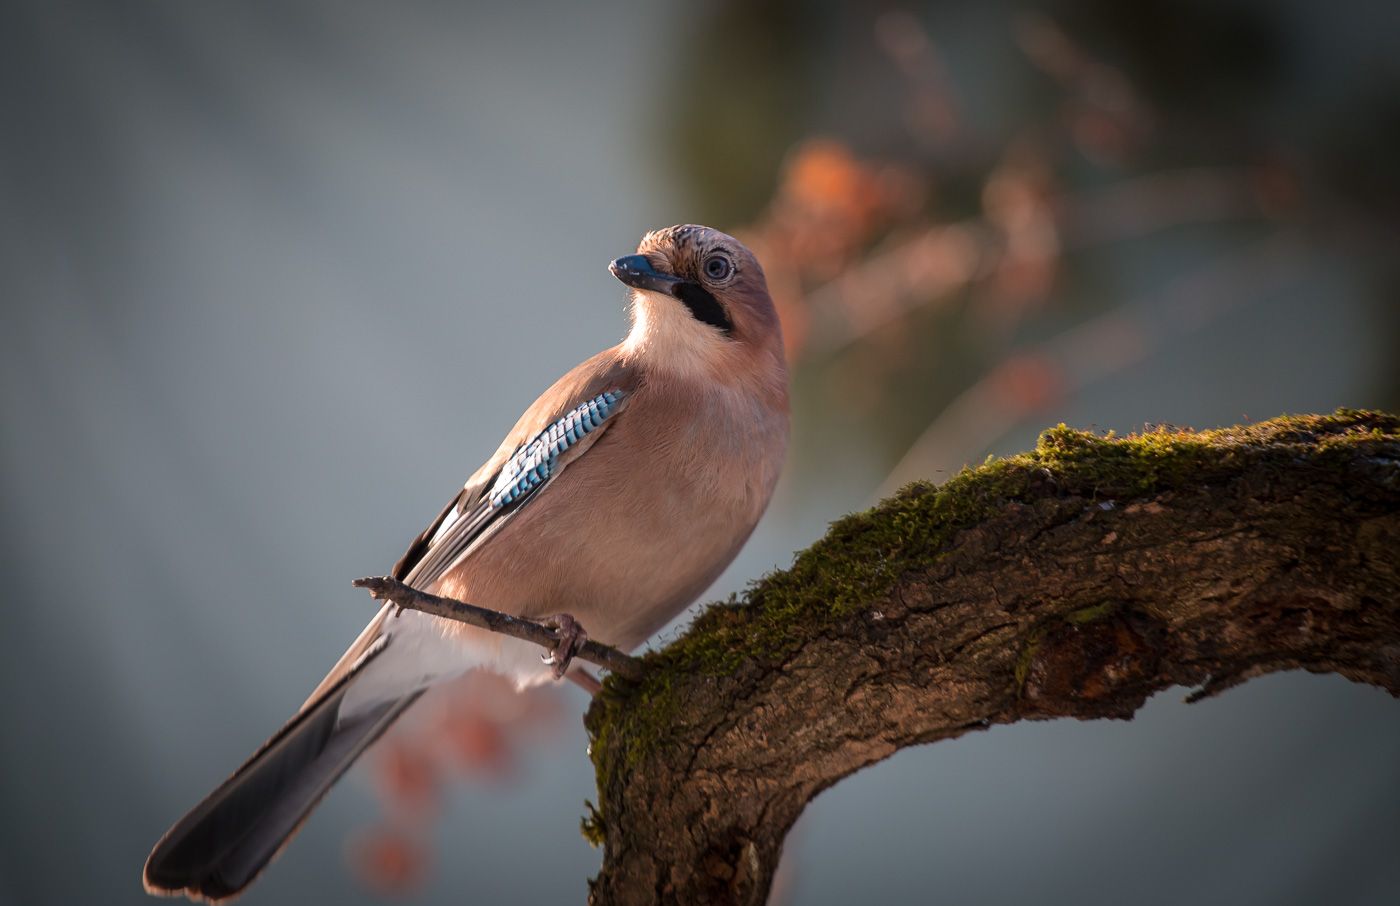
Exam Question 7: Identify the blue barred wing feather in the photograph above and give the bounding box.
[398,390,627,590]
[487,390,624,509]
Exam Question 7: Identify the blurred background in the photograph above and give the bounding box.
[2,1,1398,904]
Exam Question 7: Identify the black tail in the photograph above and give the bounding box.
[143,645,419,902]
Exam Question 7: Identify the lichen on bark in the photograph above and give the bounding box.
[582,410,1400,905]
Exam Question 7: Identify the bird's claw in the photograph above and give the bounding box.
[540,613,587,680]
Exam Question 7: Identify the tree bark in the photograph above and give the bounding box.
[581,411,1400,905]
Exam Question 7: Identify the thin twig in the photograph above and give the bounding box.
[351,575,644,681]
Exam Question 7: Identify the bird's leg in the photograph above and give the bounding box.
[540,613,588,680]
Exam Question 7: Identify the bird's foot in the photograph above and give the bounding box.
[540,613,588,680]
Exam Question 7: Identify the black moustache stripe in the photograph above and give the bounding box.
[674,283,733,334]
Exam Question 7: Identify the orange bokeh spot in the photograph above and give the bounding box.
[989,354,1065,412]
[442,711,511,776]
[350,828,428,897]
[375,741,441,813]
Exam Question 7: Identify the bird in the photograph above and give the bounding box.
[142,224,790,902]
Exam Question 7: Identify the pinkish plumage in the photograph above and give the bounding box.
[144,225,789,902]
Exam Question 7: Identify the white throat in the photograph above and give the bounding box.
[620,289,730,379]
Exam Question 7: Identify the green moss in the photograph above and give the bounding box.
[1014,629,1044,693]
[583,409,1398,822]
[580,801,606,848]
[1064,602,1119,625]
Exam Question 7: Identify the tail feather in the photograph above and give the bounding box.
[144,638,419,902]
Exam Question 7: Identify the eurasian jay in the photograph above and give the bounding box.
[142,224,790,901]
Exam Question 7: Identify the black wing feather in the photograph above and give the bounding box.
[390,486,472,581]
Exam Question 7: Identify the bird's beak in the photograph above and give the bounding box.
[609,254,683,296]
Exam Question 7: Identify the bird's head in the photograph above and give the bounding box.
[610,225,784,382]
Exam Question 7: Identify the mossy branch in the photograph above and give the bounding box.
[582,410,1400,905]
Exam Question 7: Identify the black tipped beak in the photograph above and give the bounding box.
[609,254,683,295]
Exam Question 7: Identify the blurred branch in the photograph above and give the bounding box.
[874,9,961,147]
[585,411,1400,905]
[799,166,1270,358]
[352,576,644,680]
[1057,167,1273,249]
[880,230,1309,493]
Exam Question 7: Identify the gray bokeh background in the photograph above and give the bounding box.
[2,2,1397,905]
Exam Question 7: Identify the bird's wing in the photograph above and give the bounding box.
[395,387,630,589]
[393,349,638,588]
[304,350,638,707]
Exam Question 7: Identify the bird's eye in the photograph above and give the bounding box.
[703,254,734,282]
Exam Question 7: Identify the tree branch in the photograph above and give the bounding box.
[581,410,1400,905]
[351,575,644,680]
